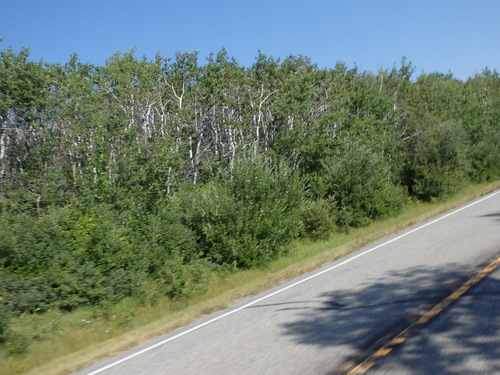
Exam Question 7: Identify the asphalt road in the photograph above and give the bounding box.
[77,190,500,375]
[368,260,500,374]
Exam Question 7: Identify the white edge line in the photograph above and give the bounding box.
[85,189,500,374]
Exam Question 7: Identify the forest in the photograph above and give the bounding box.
[1,46,500,356]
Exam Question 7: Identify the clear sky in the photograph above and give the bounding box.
[1,0,499,81]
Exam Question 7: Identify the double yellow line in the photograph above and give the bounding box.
[346,256,500,374]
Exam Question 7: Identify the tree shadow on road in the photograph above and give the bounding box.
[480,212,500,223]
[375,269,500,375]
[277,261,500,374]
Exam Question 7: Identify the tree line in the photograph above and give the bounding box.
[1,46,499,353]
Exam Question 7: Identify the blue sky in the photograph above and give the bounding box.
[1,0,499,80]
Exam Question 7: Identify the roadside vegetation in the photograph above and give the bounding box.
[1,45,499,374]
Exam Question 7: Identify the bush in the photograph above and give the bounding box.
[1,275,55,315]
[469,129,500,182]
[405,121,470,201]
[155,256,212,299]
[177,156,304,268]
[299,198,337,239]
[320,140,405,227]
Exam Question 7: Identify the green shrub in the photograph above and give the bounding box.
[405,121,470,201]
[469,129,500,182]
[320,140,405,227]
[156,256,212,299]
[299,198,337,239]
[177,156,304,268]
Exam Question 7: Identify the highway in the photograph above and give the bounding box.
[368,259,500,374]
[77,190,500,375]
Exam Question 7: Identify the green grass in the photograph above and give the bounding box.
[2,181,500,375]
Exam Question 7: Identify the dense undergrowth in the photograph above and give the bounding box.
[2,181,499,375]
[1,45,500,367]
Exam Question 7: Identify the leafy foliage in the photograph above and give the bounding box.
[319,140,405,227]
[1,45,499,354]
[176,156,303,268]
[404,121,470,200]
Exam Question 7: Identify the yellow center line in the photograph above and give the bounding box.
[388,337,405,345]
[345,256,500,375]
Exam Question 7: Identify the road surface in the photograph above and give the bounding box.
[77,190,500,375]
[367,260,500,374]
